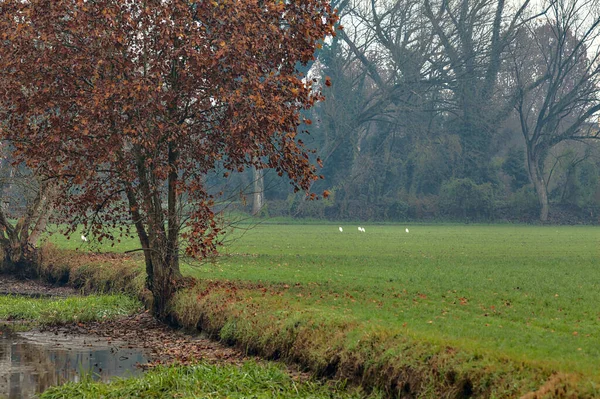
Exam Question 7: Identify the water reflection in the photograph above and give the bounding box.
[0,327,148,399]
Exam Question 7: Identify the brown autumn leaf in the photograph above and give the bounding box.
[0,0,338,318]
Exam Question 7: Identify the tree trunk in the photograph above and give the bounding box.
[0,178,57,278]
[527,149,549,222]
[132,142,183,321]
[152,141,182,320]
[0,215,39,278]
[147,249,181,320]
[0,238,38,278]
[252,166,264,216]
[24,179,58,248]
[140,225,182,320]
[142,203,182,320]
[125,185,153,280]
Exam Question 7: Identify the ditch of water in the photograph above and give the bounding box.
[0,326,148,399]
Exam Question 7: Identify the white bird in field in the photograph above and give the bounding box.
[339,227,343,232]
[362,227,366,232]
[358,226,362,232]
[405,228,409,233]
[81,234,88,242]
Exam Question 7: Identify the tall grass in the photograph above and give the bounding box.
[0,295,141,325]
[40,361,381,399]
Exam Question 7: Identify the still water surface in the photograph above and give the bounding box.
[0,326,148,398]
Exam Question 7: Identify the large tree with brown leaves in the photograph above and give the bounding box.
[0,0,336,318]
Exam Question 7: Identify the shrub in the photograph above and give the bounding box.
[287,191,336,219]
[576,161,600,210]
[407,195,439,219]
[502,147,530,191]
[383,198,410,221]
[439,178,495,220]
[265,200,290,218]
[506,185,540,220]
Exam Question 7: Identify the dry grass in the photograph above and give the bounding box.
[39,244,150,305]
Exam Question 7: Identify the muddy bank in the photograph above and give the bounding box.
[0,274,77,298]
[0,274,250,370]
[40,312,251,368]
[39,311,310,380]
[0,274,311,394]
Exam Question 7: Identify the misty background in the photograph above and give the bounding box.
[225,0,600,224]
[3,0,600,225]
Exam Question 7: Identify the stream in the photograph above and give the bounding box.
[0,326,148,399]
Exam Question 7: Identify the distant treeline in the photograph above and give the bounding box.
[219,0,600,224]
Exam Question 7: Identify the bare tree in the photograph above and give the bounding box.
[327,0,450,206]
[251,166,265,216]
[335,0,544,190]
[421,0,547,182]
[510,0,600,221]
[0,150,58,277]
[339,0,442,126]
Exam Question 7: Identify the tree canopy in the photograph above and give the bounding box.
[0,0,337,317]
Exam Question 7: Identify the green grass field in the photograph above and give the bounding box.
[48,223,600,393]
[188,224,600,375]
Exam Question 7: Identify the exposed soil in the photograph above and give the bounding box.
[0,274,78,297]
[0,275,311,382]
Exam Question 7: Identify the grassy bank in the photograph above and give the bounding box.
[0,294,141,326]
[40,361,380,399]
[188,224,600,373]
[43,224,600,397]
[0,281,373,399]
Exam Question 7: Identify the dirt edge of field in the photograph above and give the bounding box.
[37,245,595,399]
